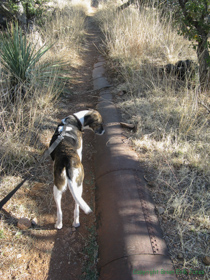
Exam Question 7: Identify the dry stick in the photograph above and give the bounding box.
[157,178,178,194]
[199,100,210,113]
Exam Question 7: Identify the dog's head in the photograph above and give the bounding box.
[83,110,105,135]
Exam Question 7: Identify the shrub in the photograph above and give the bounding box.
[0,23,52,82]
[0,22,67,100]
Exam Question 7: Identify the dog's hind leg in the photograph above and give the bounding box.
[72,185,82,228]
[67,165,92,228]
[53,185,64,229]
[53,165,67,229]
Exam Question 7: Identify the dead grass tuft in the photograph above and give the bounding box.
[96,2,210,279]
[0,0,89,278]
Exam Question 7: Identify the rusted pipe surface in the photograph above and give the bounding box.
[93,58,176,280]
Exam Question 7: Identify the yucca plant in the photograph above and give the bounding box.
[0,22,66,101]
[0,23,53,85]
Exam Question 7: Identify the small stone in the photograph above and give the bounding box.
[17,218,31,230]
[147,181,157,188]
[177,253,184,260]
[202,256,210,265]
[157,207,165,215]
[118,90,126,96]
[168,207,175,214]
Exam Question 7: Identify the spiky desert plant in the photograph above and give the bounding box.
[0,22,68,102]
[0,23,54,85]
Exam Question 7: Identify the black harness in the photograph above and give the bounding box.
[0,115,82,210]
[43,114,82,159]
[43,123,77,159]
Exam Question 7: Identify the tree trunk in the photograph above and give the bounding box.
[197,36,210,91]
[117,0,143,11]
[16,1,27,29]
[0,2,27,29]
[91,0,99,8]
[117,0,136,11]
[177,0,209,91]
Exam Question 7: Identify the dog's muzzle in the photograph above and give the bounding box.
[95,125,105,135]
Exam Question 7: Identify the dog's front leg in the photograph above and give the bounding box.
[53,185,63,229]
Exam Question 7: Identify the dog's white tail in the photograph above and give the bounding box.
[67,178,92,214]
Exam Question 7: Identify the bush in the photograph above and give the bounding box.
[0,22,67,100]
[0,23,52,81]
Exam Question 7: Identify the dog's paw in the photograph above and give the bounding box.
[55,222,63,229]
[72,222,80,228]
[84,207,92,215]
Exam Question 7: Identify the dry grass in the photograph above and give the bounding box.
[43,0,90,64]
[96,2,210,279]
[0,1,89,278]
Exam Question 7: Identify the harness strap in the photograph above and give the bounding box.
[0,123,78,210]
[42,134,64,160]
[0,177,29,210]
[41,124,77,161]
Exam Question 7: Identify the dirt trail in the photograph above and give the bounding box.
[46,12,103,280]
[13,11,104,280]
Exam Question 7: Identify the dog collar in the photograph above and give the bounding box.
[62,115,83,131]
[72,114,83,131]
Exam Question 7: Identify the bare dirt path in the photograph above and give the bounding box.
[7,10,104,280]
[46,11,104,280]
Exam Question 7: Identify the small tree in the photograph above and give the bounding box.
[0,0,49,28]
[118,0,209,90]
[172,0,209,90]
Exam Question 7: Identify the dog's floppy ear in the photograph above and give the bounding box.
[84,113,94,126]
[84,109,98,125]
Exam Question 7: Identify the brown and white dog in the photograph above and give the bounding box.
[50,110,104,229]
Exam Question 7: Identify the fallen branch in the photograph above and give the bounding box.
[199,100,210,113]
[120,122,136,130]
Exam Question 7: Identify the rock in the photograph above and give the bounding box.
[91,0,99,8]
[165,63,176,74]
[168,207,175,214]
[177,253,184,260]
[175,59,195,80]
[202,256,210,265]
[16,1,27,27]
[17,218,31,230]
[157,207,165,215]
[118,90,127,96]
[162,59,196,80]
